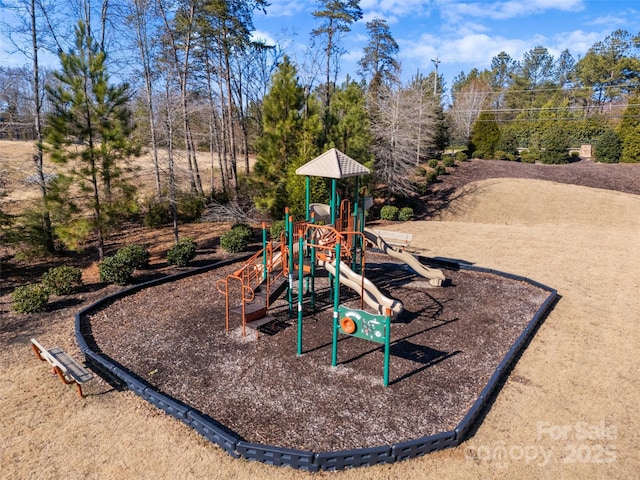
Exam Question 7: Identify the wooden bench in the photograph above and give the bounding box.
[31,338,93,398]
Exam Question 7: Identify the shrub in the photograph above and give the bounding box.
[494,150,509,160]
[12,284,49,314]
[398,207,414,222]
[519,149,538,163]
[455,151,468,162]
[231,223,253,239]
[426,171,439,184]
[434,165,447,176]
[414,166,427,176]
[41,265,83,295]
[167,237,198,266]
[380,205,399,221]
[116,244,150,270]
[270,220,286,240]
[99,255,135,285]
[595,129,622,164]
[143,198,171,227]
[442,157,455,168]
[177,192,207,222]
[220,229,249,253]
[540,128,570,164]
[427,159,439,169]
[471,150,485,159]
[143,191,207,227]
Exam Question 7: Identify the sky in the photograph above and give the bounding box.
[1,0,638,102]
[252,0,640,97]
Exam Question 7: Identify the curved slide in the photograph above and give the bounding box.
[363,228,445,286]
[319,259,403,318]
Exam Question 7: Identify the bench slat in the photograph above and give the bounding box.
[47,347,93,384]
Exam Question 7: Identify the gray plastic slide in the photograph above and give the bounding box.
[319,259,403,318]
[363,228,445,286]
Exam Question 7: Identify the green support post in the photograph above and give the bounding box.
[297,232,304,355]
[310,214,316,310]
[330,178,337,226]
[262,222,267,280]
[305,176,310,221]
[331,242,341,367]
[383,315,391,387]
[287,214,294,317]
[352,177,360,272]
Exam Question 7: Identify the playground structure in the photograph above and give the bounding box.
[216,148,446,385]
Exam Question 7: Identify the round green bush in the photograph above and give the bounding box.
[116,244,150,270]
[167,237,197,266]
[12,284,49,314]
[99,255,135,285]
[398,207,414,222]
[231,223,253,239]
[41,265,83,295]
[270,220,286,240]
[471,150,485,159]
[427,159,439,169]
[414,166,427,176]
[520,149,538,163]
[380,205,399,221]
[455,151,468,162]
[442,157,455,168]
[220,229,249,253]
[426,171,439,184]
[434,165,447,176]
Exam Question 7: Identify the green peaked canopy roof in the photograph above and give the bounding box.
[295,148,370,179]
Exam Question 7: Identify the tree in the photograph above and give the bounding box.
[45,21,139,259]
[448,72,492,147]
[619,96,640,163]
[328,79,372,165]
[157,0,203,195]
[370,77,437,201]
[594,128,622,163]
[470,111,501,158]
[311,0,362,136]
[252,56,307,218]
[124,0,162,197]
[575,30,640,108]
[539,126,569,164]
[358,17,399,88]
[0,0,66,252]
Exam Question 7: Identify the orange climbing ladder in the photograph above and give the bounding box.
[216,240,289,337]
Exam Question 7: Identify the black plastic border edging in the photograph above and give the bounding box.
[75,255,558,472]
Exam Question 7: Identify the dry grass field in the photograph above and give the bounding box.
[1,140,639,479]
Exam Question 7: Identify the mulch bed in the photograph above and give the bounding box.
[424,158,639,218]
[85,253,551,452]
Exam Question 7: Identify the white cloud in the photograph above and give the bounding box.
[261,0,308,17]
[251,30,277,46]
[441,0,584,21]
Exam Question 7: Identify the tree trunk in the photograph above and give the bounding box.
[30,0,55,252]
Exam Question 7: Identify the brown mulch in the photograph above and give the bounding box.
[85,252,551,452]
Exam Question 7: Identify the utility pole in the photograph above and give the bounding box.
[431,57,440,96]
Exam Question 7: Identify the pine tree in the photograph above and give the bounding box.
[619,96,640,163]
[45,21,138,259]
[253,56,307,218]
[470,111,501,158]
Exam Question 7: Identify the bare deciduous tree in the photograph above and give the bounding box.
[371,78,437,201]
